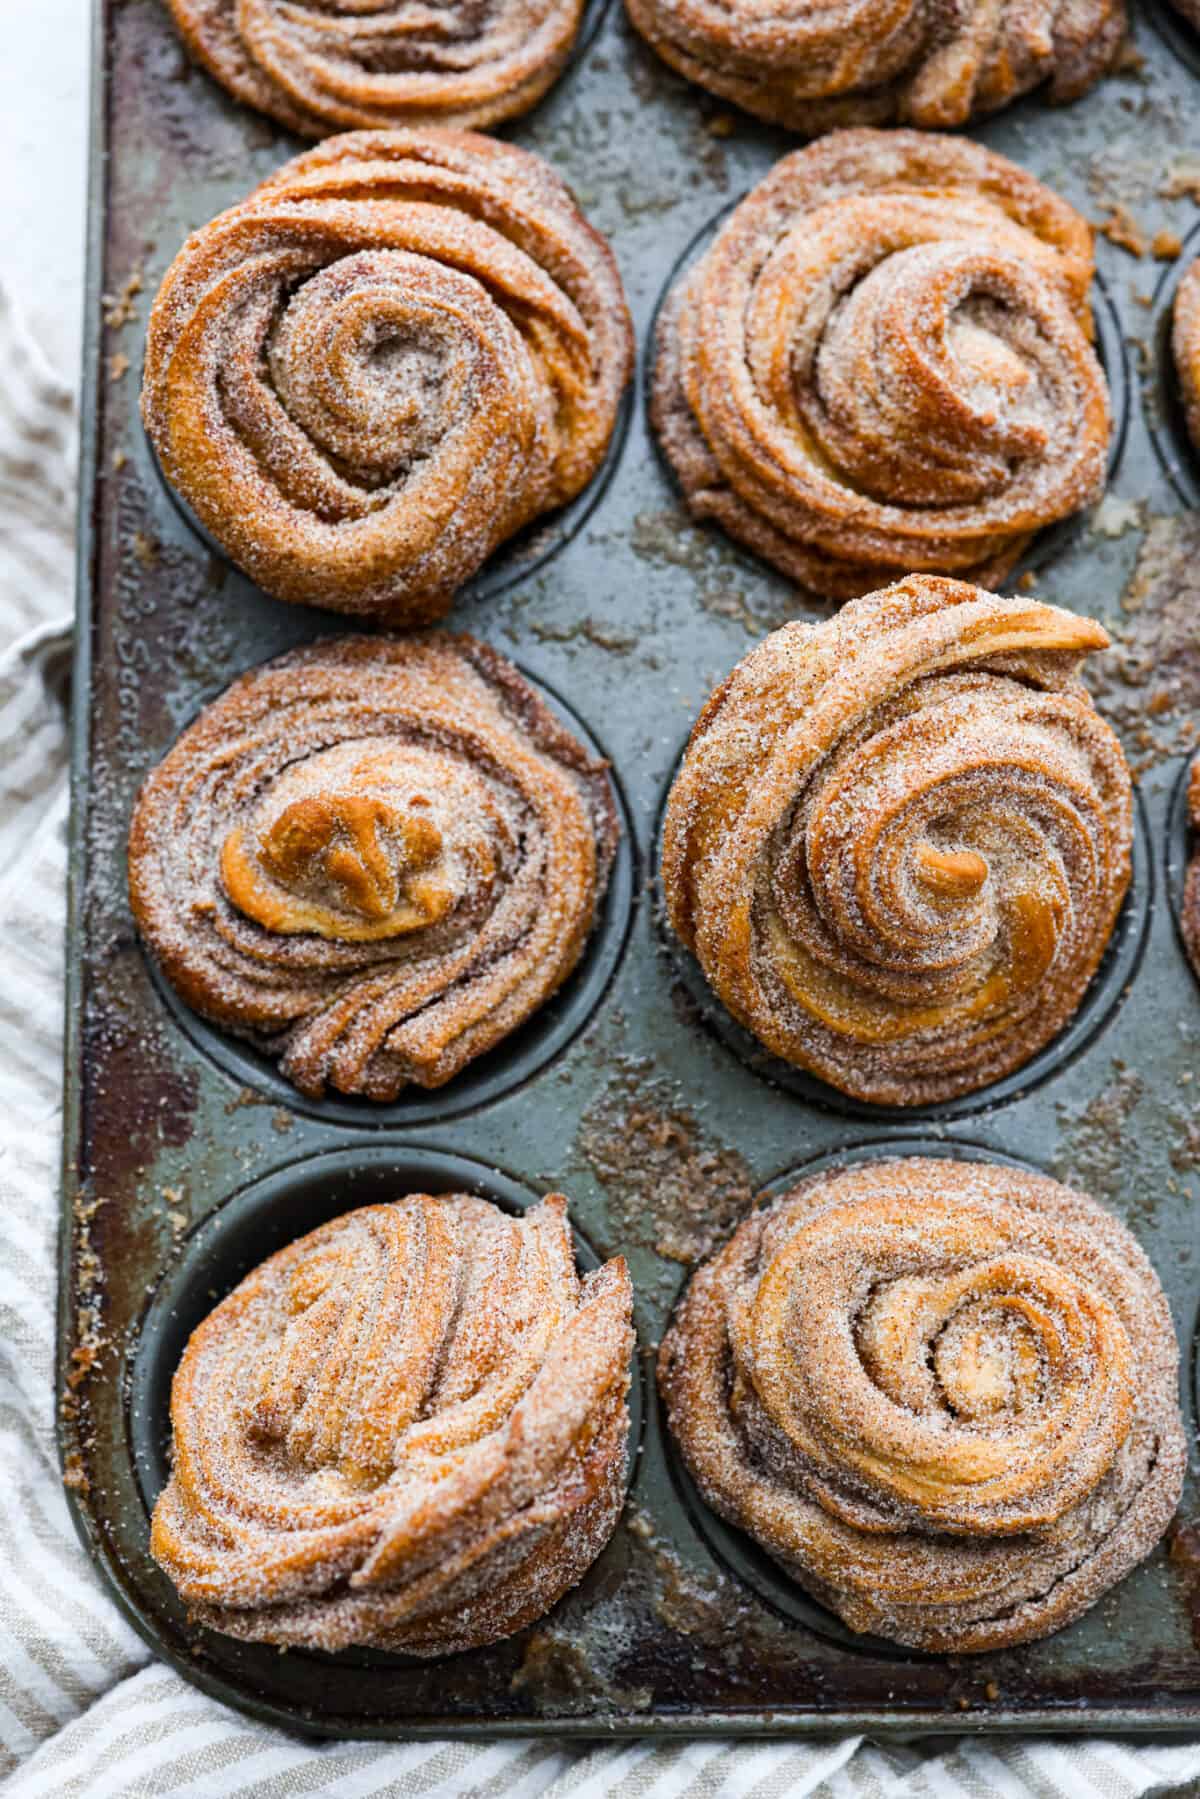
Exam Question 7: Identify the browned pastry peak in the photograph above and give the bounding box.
[652,129,1110,600]
[1170,0,1200,29]
[167,0,588,137]
[1175,258,1200,460]
[625,0,1126,134]
[141,129,632,626]
[661,575,1132,1107]
[151,1192,635,1655]
[659,1157,1185,1653]
[220,752,458,942]
[127,632,619,1102]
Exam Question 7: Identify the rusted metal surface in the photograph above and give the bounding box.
[61,0,1200,1735]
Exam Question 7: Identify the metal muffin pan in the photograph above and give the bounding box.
[62,0,1200,1738]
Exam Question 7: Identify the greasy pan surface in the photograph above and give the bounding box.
[63,0,1200,1736]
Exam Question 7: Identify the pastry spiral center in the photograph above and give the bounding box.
[810,243,1055,506]
[857,1267,1048,1424]
[747,1192,1136,1531]
[913,843,989,897]
[266,253,525,484]
[220,738,499,941]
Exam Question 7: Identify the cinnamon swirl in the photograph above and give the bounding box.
[626,0,1125,134]
[1174,257,1200,458]
[128,633,619,1101]
[166,0,589,137]
[141,130,632,625]
[152,1191,635,1654]
[661,576,1132,1107]
[652,130,1110,599]
[660,1156,1184,1653]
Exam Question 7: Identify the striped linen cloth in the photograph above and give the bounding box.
[2,287,1199,1799]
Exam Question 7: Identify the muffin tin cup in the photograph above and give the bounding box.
[1165,750,1197,963]
[652,759,1154,1125]
[127,1143,645,1668]
[642,199,1131,597]
[1146,220,1200,511]
[1144,0,1200,81]
[661,1135,1052,1660]
[142,665,637,1128]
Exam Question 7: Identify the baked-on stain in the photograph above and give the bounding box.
[1091,513,1200,772]
[576,1053,753,1263]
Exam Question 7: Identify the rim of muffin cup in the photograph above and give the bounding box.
[136,660,638,1129]
[126,1141,646,1667]
[640,195,1132,596]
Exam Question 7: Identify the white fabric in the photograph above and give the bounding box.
[1,274,1200,1799]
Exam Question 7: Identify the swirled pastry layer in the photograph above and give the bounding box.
[625,0,1125,134]
[128,633,619,1101]
[167,0,588,137]
[660,1157,1184,1652]
[142,129,632,625]
[661,576,1132,1106]
[1174,258,1200,458]
[652,130,1110,599]
[152,1192,634,1654]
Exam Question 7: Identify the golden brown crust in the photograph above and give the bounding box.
[151,1192,635,1655]
[651,129,1110,599]
[625,0,1125,133]
[661,576,1132,1107]
[167,0,586,137]
[141,129,633,625]
[128,632,619,1101]
[659,1157,1184,1653]
[1174,258,1200,459]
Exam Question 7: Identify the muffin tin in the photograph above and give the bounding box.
[62,0,1200,1738]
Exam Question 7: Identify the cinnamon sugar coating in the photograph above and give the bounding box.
[660,1157,1184,1653]
[1174,258,1200,459]
[166,0,588,137]
[141,130,633,625]
[151,1193,635,1655]
[661,576,1132,1107]
[626,0,1125,134]
[128,633,619,1101]
[652,130,1110,599]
